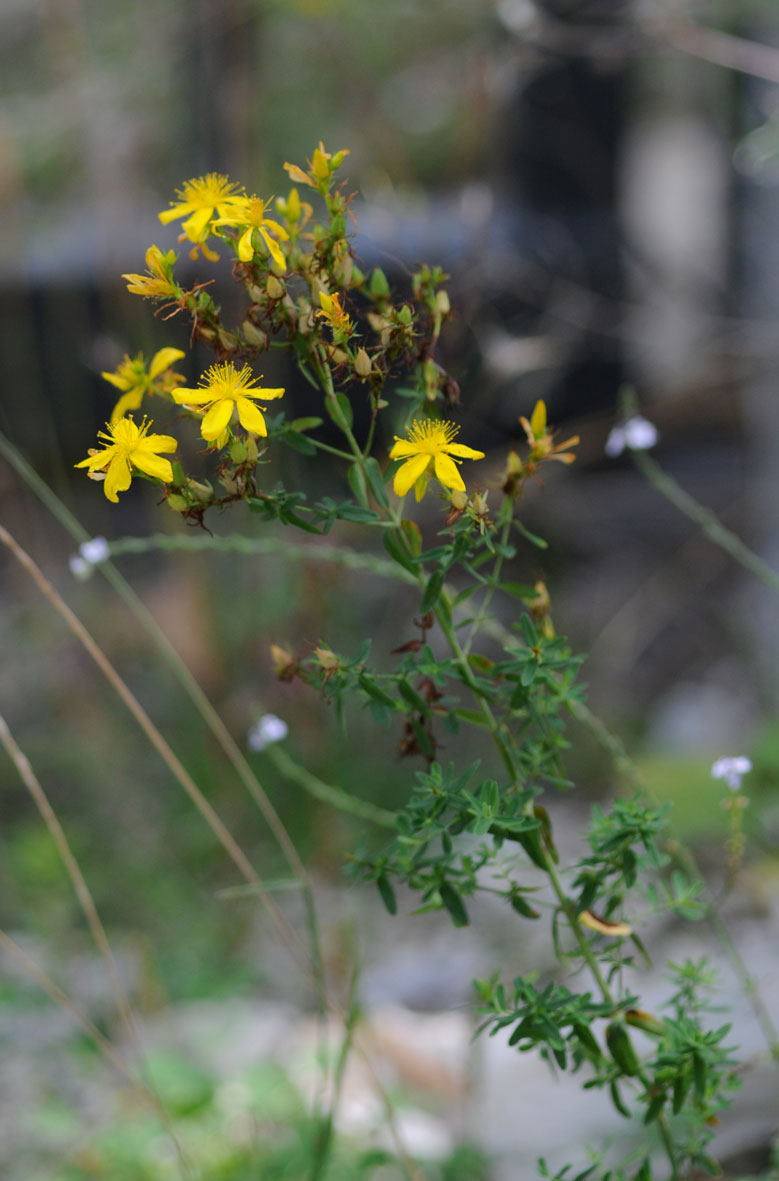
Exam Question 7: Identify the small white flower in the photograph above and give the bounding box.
[79,536,110,565]
[247,714,288,752]
[69,554,92,581]
[605,416,659,457]
[711,756,752,792]
[68,536,110,581]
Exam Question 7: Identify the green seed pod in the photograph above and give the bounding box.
[605,1021,640,1076]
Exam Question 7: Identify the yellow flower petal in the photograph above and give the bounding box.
[149,347,186,380]
[235,396,267,437]
[389,439,418,459]
[101,370,132,391]
[201,399,235,441]
[260,217,289,241]
[237,227,255,263]
[433,451,465,491]
[181,207,213,241]
[530,399,547,437]
[103,453,132,503]
[158,204,190,225]
[283,163,314,187]
[172,387,213,405]
[111,390,144,422]
[393,453,430,497]
[446,442,485,460]
[136,431,177,454]
[260,229,286,269]
[131,451,174,482]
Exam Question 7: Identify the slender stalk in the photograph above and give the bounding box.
[99,531,416,582]
[0,433,330,1015]
[0,929,156,1109]
[0,713,193,1178]
[0,713,139,1045]
[265,745,396,829]
[631,448,779,598]
[461,501,513,658]
[309,436,354,461]
[434,593,519,781]
[0,522,307,971]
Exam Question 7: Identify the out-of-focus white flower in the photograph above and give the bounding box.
[79,536,110,564]
[69,536,110,580]
[247,714,288,752]
[605,416,659,457]
[711,755,752,792]
[68,555,91,580]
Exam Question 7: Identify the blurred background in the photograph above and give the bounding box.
[2,1,779,1178]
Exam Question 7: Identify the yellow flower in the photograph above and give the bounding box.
[283,142,349,189]
[317,291,353,335]
[173,362,284,442]
[519,399,579,465]
[389,419,485,501]
[75,416,176,503]
[158,173,246,244]
[122,245,180,300]
[212,195,289,269]
[103,347,186,422]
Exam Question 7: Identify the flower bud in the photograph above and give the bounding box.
[314,646,339,670]
[270,643,297,681]
[334,252,353,286]
[434,289,451,316]
[354,348,372,378]
[312,147,330,179]
[625,1009,666,1038]
[186,479,213,504]
[449,489,468,511]
[242,320,268,349]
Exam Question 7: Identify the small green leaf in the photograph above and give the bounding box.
[421,569,445,613]
[347,461,368,507]
[325,390,354,430]
[364,457,390,508]
[519,613,539,646]
[439,881,469,927]
[510,892,540,920]
[290,416,324,431]
[383,529,417,573]
[400,518,422,556]
[283,430,316,455]
[397,679,429,714]
[369,267,390,298]
[672,1072,690,1114]
[609,1080,631,1118]
[376,874,397,915]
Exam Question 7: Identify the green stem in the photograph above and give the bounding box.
[433,591,519,781]
[308,436,354,461]
[101,532,417,584]
[461,501,513,658]
[631,448,779,597]
[264,745,396,829]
